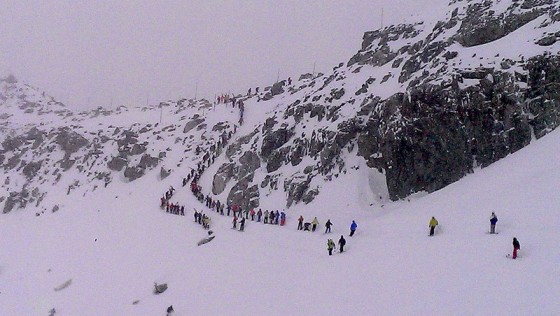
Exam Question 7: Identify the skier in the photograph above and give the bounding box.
[327,239,336,256]
[297,216,304,230]
[311,217,319,232]
[263,210,269,224]
[338,235,346,253]
[269,210,275,224]
[490,212,498,234]
[239,217,246,231]
[250,209,256,221]
[232,216,238,229]
[257,209,262,222]
[274,210,280,225]
[512,237,521,259]
[280,210,286,226]
[325,219,333,233]
[202,216,210,230]
[429,217,438,236]
[349,220,357,237]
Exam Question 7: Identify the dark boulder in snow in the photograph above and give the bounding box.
[153,282,168,294]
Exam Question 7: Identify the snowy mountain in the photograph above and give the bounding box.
[2,0,559,215]
[1,0,560,315]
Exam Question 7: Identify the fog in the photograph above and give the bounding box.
[0,0,447,110]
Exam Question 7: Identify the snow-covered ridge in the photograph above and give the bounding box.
[1,0,559,214]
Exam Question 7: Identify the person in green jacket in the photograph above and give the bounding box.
[327,239,336,256]
[429,216,438,236]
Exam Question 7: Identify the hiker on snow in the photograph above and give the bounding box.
[338,235,346,253]
[325,219,333,233]
[327,239,336,256]
[250,209,256,221]
[257,209,262,222]
[490,212,498,234]
[429,217,438,236]
[311,217,319,232]
[349,220,357,236]
[269,210,275,224]
[239,217,246,231]
[203,216,210,229]
[280,211,286,226]
[297,216,304,230]
[264,210,269,224]
[232,216,238,229]
[512,237,521,259]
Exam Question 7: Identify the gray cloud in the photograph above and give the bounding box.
[0,0,447,110]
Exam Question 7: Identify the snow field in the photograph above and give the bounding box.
[1,128,559,315]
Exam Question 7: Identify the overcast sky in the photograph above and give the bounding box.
[0,1,447,110]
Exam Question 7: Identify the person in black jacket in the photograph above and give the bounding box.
[490,212,498,234]
[512,237,520,259]
[325,219,333,233]
[338,235,346,253]
[239,217,246,231]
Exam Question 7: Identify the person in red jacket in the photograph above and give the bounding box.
[250,209,256,221]
[512,237,521,259]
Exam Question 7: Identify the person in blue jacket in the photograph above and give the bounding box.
[274,210,280,225]
[349,220,357,236]
[489,212,498,234]
[280,211,286,226]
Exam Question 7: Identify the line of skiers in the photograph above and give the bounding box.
[159,186,187,216]
[165,202,185,216]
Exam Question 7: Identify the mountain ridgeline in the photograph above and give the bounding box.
[1,0,559,214]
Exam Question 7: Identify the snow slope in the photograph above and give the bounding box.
[1,122,558,315]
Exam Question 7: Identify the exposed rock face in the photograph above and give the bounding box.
[184,117,204,133]
[122,154,160,181]
[455,0,547,47]
[107,156,127,171]
[22,161,42,180]
[212,163,235,195]
[160,167,171,180]
[358,54,559,200]
[54,128,89,155]
[261,127,294,159]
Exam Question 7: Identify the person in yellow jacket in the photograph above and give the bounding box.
[311,217,320,232]
[327,239,336,256]
[429,216,439,236]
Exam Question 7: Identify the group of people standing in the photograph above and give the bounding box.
[327,236,346,255]
[193,210,211,230]
[160,186,186,216]
[428,212,521,259]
